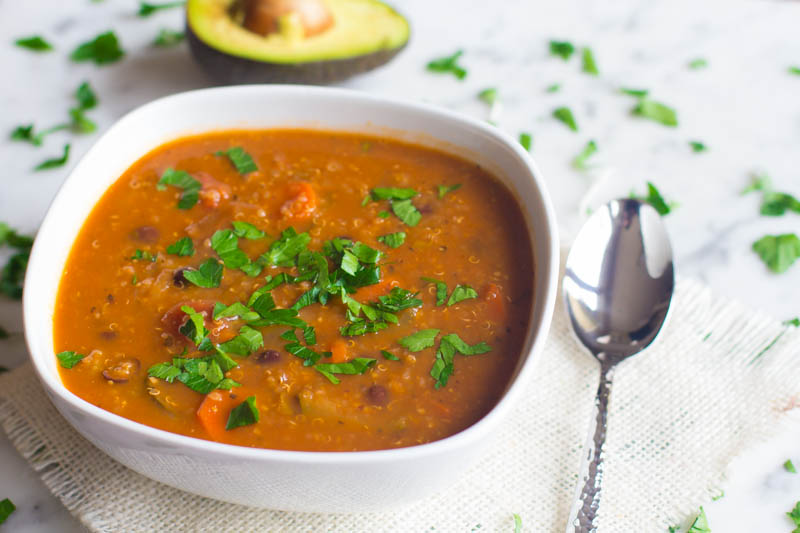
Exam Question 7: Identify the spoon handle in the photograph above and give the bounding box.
[566,363,616,533]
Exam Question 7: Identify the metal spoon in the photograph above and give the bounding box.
[563,198,675,532]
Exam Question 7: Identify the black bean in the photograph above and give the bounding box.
[365,384,389,406]
[99,331,117,341]
[132,225,159,243]
[253,350,281,364]
[173,268,189,288]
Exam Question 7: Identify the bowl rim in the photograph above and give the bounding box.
[23,84,560,464]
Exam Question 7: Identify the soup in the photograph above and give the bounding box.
[53,129,533,451]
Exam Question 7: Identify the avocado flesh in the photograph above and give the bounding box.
[187,0,409,83]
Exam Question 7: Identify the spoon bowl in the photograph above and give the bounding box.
[563,198,674,531]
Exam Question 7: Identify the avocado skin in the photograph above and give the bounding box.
[187,22,407,84]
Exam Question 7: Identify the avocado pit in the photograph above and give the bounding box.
[240,0,334,38]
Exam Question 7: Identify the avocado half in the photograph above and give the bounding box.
[186,0,410,84]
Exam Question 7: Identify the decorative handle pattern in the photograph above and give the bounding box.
[566,363,616,533]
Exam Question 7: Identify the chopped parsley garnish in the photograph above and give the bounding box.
[138,0,186,17]
[422,277,447,305]
[687,507,710,533]
[545,83,561,93]
[0,223,33,299]
[15,36,53,52]
[148,356,240,394]
[788,501,800,528]
[688,58,708,69]
[13,82,98,145]
[157,168,201,209]
[742,173,800,216]
[218,326,263,356]
[689,141,707,153]
[477,88,498,106]
[211,228,260,275]
[391,198,422,227]
[426,50,467,80]
[339,287,422,336]
[437,184,461,199]
[70,31,124,65]
[315,358,376,384]
[620,87,649,98]
[153,28,184,47]
[75,81,98,111]
[573,139,597,169]
[178,305,208,345]
[283,329,328,366]
[182,258,223,287]
[553,107,578,131]
[377,210,390,218]
[549,40,575,61]
[632,98,678,127]
[785,317,800,327]
[216,147,258,175]
[381,350,400,361]
[225,396,259,430]
[232,221,266,240]
[785,459,797,473]
[519,132,532,151]
[752,234,800,273]
[34,144,70,171]
[399,329,440,352]
[56,350,86,369]
[370,187,418,201]
[431,333,492,388]
[213,301,257,321]
[378,231,406,249]
[261,227,310,267]
[10,125,38,145]
[166,237,194,256]
[447,284,478,306]
[631,182,674,216]
[741,172,771,195]
[513,514,522,533]
[582,47,599,75]
[131,249,157,262]
[0,498,15,526]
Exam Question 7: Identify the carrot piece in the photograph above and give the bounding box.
[196,391,238,441]
[280,181,317,219]
[483,282,508,323]
[329,339,348,364]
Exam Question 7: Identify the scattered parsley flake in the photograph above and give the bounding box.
[75,82,98,110]
[447,284,478,306]
[57,350,86,369]
[513,514,522,533]
[315,358,376,384]
[789,66,800,76]
[153,28,184,47]
[752,233,800,273]
[553,107,578,131]
[689,141,707,153]
[582,47,599,75]
[549,40,575,60]
[788,501,800,527]
[437,183,461,199]
[225,396,259,430]
[631,182,674,216]
[632,98,678,127]
[15,36,53,52]
[138,0,186,17]
[785,459,797,473]
[545,83,561,93]
[688,58,708,69]
[34,144,70,171]
[741,172,771,195]
[784,317,800,327]
[573,139,598,169]
[70,31,124,65]
[477,88,498,105]
[0,498,15,525]
[183,258,223,288]
[377,210,390,218]
[216,146,258,175]
[519,132,532,151]
[166,237,194,256]
[399,329,440,352]
[687,507,711,533]
[377,232,406,249]
[426,50,467,80]
[131,249,157,262]
[620,87,649,98]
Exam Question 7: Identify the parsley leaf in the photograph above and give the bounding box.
[232,221,266,239]
[426,50,467,80]
[211,229,251,270]
[370,187,418,201]
[15,36,53,52]
[761,191,800,216]
[631,182,674,216]
[477,88,498,106]
[377,210,390,218]
[378,232,406,249]
[582,47,599,75]
[447,285,478,306]
[166,237,194,256]
[262,227,311,267]
[549,40,575,61]
[213,301,258,321]
[315,358,376,384]
[218,325,263,356]
[741,172,771,195]
[620,87,649,98]
[399,329,440,352]
[519,132,532,151]
[785,459,797,473]
[216,147,258,175]
[157,168,201,209]
[553,107,578,131]
[70,31,124,65]
[391,198,422,227]
[148,356,240,393]
[153,28,184,47]
[75,81,98,110]
[785,317,800,327]
[350,242,382,263]
[422,276,447,306]
[573,139,598,169]
[183,258,223,288]
[546,83,561,93]
[34,144,70,171]
[0,498,15,525]
[688,58,708,69]
[752,234,800,273]
[178,305,208,345]
[226,396,259,430]
[789,502,800,527]
[56,350,86,369]
[689,141,707,153]
[284,333,327,366]
[440,333,491,356]
[138,0,186,17]
[437,184,461,199]
[381,350,400,361]
[430,334,491,389]
[10,124,38,145]
[632,98,678,127]
[131,249,156,262]
[687,507,711,533]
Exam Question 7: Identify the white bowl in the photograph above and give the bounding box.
[23,85,559,512]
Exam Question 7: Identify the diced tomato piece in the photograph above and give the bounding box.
[280,181,317,219]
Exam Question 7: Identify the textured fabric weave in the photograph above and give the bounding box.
[1,279,799,532]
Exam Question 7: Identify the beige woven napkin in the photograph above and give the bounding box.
[1,278,799,532]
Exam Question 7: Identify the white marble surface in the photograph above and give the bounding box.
[1,0,800,531]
